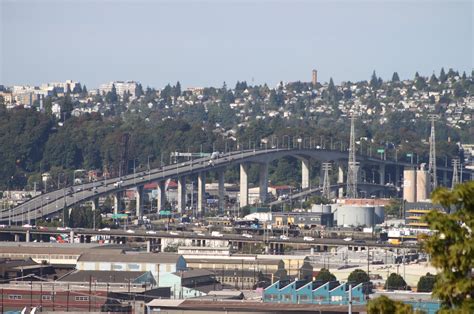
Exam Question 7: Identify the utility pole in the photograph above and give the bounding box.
[347,115,359,198]
[428,114,438,191]
[451,158,460,189]
[322,162,332,200]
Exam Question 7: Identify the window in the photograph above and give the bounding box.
[9,295,22,300]
[128,263,140,270]
[75,296,89,301]
[42,295,52,300]
[113,264,123,270]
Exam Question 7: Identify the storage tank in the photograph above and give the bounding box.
[322,205,332,214]
[403,168,416,202]
[374,206,385,224]
[335,205,375,227]
[416,165,429,201]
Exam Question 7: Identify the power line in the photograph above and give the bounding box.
[347,115,358,198]
[428,115,438,190]
[451,158,460,189]
[322,163,332,200]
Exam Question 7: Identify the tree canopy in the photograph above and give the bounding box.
[421,181,474,312]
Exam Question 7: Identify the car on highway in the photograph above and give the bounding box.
[22,224,33,228]
[211,231,223,237]
[169,231,179,236]
[242,233,253,238]
[146,231,157,235]
[343,237,352,242]
[303,236,314,241]
[99,227,110,231]
[280,235,289,240]
[126,229,135,234]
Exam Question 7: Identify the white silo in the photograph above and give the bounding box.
[403,168,416,202]
[416,164,429,201]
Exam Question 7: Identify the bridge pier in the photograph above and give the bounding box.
[218,169,225,214]
[70,230,75,243]
[157,181,166,212]
[443,170,448,187]
[259,163,269,204]
[26,230,30,243]
[240,163,249,208]
[338,165,344,198]
[395,165,400,187]
[379,164,386,185]
[113,192,122,215]
[91,198,99,212]
[178,176,186,213]
[301,159,310,189]
[14,234,20,242]
[136,185,144,219]
[197,172,206,216]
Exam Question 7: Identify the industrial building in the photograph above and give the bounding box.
[331,204,384,227]
[404,202,444,230]
[263,280,366,305]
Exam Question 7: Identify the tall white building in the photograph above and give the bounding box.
[99,81,139,99]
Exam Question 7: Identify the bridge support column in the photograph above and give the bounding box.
[91,198,99,212]
[379,164,386,185]
[443,170,448,187]
[113,192,121,215]
[26,230,30,243]
[240,163,249,208]
[395,166,400,187]
[69,230,75,244]
[178,176,186,213]
[147,239,152,253]
[338,165,344,198]
[157,181,166,212]
[218,169,225,214]
[136,185,144,219]
[259,163,269,204]
[301,159,310,189]
[14,234,20,242]
[198,172,206,217]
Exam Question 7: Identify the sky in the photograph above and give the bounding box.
[1,0,472,89]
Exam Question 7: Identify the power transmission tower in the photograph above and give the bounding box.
[451,158,460,189]
[428,115,438,190]
[347,115,358,198]
[322,162,332,200]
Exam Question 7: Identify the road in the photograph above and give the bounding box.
[2,147,465,223]
[0,225,416,249]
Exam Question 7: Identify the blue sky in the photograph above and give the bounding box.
[1,0,472,89]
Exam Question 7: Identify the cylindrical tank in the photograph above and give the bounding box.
[403,168,416,202]
[416,168,429,201]
[335,206,375,227]
[374,206,385,224]
[322,205,332,214]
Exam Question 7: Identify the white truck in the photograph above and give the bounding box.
[211,231,223,237]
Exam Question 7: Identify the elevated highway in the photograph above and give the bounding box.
[2,147,467,223]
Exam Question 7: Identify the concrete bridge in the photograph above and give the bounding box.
[1,147,467,223]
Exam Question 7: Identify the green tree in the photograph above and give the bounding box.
[421,182,474,312]
[439,67,447,83]
[368,295,416,314]
[348,269,370,286]
[385,273,408,290]
[392,72,400,82]
[315,268,336,282]
[417,273,436,292]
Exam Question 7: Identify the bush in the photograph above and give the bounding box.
[385,273,408,290]
[417,273,436,292]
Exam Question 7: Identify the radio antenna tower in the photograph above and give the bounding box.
[322,162,332,200]
[451,158,460,189]
[428,115,438,190]
[347,115,358,198]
